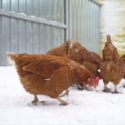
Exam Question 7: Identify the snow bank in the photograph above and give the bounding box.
[0,67,125,125]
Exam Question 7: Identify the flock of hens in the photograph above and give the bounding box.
[7,35,125,106]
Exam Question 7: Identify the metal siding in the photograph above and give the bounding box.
[50,26,54,48]
[69,0,101,53]
[45,25,50,52]
[34,0,40,17]
[26,0,33,16]
[26,21,33,53]
[97,5,101,52]
[0,0,101,66]
[18,20,26,53]
[82,0,86,44]
[60,0,64,23]
[1,17,11,65]
[0,16,2,65]
[10,18,19,53]
[0,0,2,8]
[11,0,19,12]
[19,0,26,13]
[2,0,10,10]
[32,22,40,53]
[89,1,93,50]
[39,24,46,53]
[86,0,90,48]
[39,0,46,19]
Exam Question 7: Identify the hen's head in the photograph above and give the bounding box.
[86,76,100,87]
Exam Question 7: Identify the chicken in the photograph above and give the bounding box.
[47,40,101,76]
[100,35,124,92]
[7,53,95,105]
[100,60,124,92]
[47,40,82,57]
[47,40,101,90]
[120,54,125,63]
[82,61,99,76]
[102,35,119,62]
[119,54,125,78]
[68,45,102,76]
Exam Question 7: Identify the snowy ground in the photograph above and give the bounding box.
[1,67,125,125]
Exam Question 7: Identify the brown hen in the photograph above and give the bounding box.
[7,53,95,105]
[100,35,124,92]
[48,40,101,76]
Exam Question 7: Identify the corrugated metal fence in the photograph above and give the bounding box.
[0,0,101,65]
[68,0,101,52]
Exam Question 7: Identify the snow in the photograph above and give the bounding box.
[1,67,125,125]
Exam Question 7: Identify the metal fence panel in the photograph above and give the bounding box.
[10,18,19,53]
[0,0,101,66]
[68,0,101,53]
[26,21,33,53]
[11,0,19,12]
[32,23,40,53]
[39,24,46,53]
[0,16,66,65]
[0,0,65,23]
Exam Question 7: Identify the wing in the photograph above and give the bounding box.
[22,59,63,78]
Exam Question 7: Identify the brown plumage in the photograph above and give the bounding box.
[47,40,101,90]
[68,46,102,76]
[102,35,119,62]
[120,54,125,63]
[47,40,101,76]
[83,61,99,75]
[100,35,124,92]
[120,54,125,78]
[47,40,81,57]
[7,53,95,105]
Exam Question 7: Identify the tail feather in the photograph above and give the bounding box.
[107,34,111,42]
[6,52,17,66]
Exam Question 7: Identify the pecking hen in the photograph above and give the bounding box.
[7,53,95,105]
[47,40,81,57]
[48,40,101,76]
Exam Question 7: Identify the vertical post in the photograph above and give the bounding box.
[64,0,69,40]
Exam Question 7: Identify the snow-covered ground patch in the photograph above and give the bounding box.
[0,66,125,125]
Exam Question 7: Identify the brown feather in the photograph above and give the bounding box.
[8,53,95,99]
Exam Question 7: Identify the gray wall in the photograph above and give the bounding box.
[0,0,101,65]
[68,0,101,52]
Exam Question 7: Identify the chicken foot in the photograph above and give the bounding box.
[111,86,118,94]
[103,85,118,93]
[57,97,68,106]
[32,95,38,105]
[103,85,111,93]
[32,95,46,105]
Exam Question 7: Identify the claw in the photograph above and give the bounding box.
[103,85,111,93]
[40,101,46,105]
[60,101,68,106]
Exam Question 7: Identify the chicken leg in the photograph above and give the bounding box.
[103,85,119,93]
[57,97,68,106]
[112,86,118,93]
[59,90,69,97]
[32,95,38,105]
[103,85,111,93]
[32,95,46,105]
